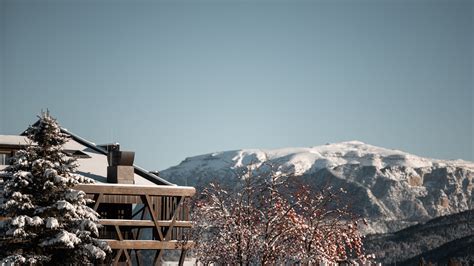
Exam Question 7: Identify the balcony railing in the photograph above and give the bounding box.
[76,183,196,266]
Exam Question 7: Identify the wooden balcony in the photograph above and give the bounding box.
[76,183,196,266]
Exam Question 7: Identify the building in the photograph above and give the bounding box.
[0,123,195,266]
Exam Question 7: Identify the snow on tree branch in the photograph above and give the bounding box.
[189,163,374,264]
[0,111,111,265]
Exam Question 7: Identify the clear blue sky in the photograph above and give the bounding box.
[0,0,472,170]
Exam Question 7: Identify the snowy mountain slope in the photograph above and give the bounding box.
[159,141,474,233]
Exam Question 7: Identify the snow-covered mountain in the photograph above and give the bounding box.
[159,141,474,234]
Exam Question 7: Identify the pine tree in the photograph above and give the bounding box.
[0,111,110,265]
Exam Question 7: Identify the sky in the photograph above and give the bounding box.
[0,0,472,170]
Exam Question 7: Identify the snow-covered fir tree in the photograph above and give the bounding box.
[0,112,110,265]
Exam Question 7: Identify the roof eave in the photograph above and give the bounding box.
[21,120,175,186]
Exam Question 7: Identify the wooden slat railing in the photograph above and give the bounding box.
[75,183,196,266]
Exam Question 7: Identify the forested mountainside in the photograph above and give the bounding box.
[364,209,474,265]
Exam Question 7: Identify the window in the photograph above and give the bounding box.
[0,152,12,165]
[117,209,125,219]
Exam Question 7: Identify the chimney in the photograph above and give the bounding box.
[104,144,135,184]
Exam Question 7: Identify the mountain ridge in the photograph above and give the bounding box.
[159,141,474,234]
[165,141,474,175]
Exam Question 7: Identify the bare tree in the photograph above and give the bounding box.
[190,164,373,265]
[293,185,372,264]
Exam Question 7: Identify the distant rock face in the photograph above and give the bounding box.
[160,141,474,234]
[364,209,474,264]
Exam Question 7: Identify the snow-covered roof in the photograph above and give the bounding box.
[0,125,173,186]
[0,135,29,147]
[60,129,173,186]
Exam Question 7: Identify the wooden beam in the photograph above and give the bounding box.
[93,194,142,204]
[100,219,192,228]
[123,249,132,266]
[76,184,196,197]
[93,193,103,211]
[154,250,162,266]
[132,207,147,241]
[113,249,123,266]
[113,226,132,266]
[135,250,144,266]
[114,225,124,241]
[156,196,185,265]
[105,240,194,250]
[164,197,184,240]
[143,194,164,241]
